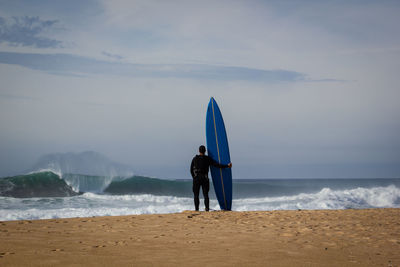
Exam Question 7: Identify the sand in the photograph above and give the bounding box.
[1,208,399,266]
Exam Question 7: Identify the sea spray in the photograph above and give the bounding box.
[62,174,116,193]
[30,151,135,178]
[28,151,135,192]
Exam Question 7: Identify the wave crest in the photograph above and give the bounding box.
[0,171,78,198]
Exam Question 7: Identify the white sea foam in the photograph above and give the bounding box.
[233,185,400,211]
[0,206,185,221]
[0,194,201,221]
[1,185,399,221]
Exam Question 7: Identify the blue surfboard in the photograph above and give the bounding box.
[206,97,232,210]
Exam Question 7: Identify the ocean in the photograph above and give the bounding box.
[1,170,399,221]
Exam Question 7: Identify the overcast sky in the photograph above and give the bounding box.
[0,0,399,179]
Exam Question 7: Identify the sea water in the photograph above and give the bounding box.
[0,171,399,221]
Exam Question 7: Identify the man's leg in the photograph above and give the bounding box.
[202,178,210,211]
[193,178,200,211]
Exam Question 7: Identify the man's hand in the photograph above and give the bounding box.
[228,163,232,168]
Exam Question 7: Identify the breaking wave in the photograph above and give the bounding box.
[0,171,193,198]
[1,171,399,221]
[0,171,78,198]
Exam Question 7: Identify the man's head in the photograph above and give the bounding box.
[199,145,206,154]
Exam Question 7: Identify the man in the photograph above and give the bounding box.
[190,145,232,211]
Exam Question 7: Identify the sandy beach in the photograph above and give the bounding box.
[1,208,399,266]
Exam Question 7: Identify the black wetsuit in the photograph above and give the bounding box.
[190,155,229,211]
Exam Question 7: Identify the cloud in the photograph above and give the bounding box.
[0,51,306,82]
[0,16,62,48]
[308,78,352,83]
[102,51,123,60]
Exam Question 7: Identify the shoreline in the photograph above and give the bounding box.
[1,206,400,223]
[1,208,399,266]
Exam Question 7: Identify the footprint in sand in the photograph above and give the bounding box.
[0,252,15,257]
[51,248,64,252]
[92,245,106,248]
[108,241,127,246]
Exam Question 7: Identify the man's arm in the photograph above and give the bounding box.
[209,157,232,169]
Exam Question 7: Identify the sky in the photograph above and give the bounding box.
[0,0,399,179]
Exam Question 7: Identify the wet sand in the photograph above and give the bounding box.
[1,208,399,266]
